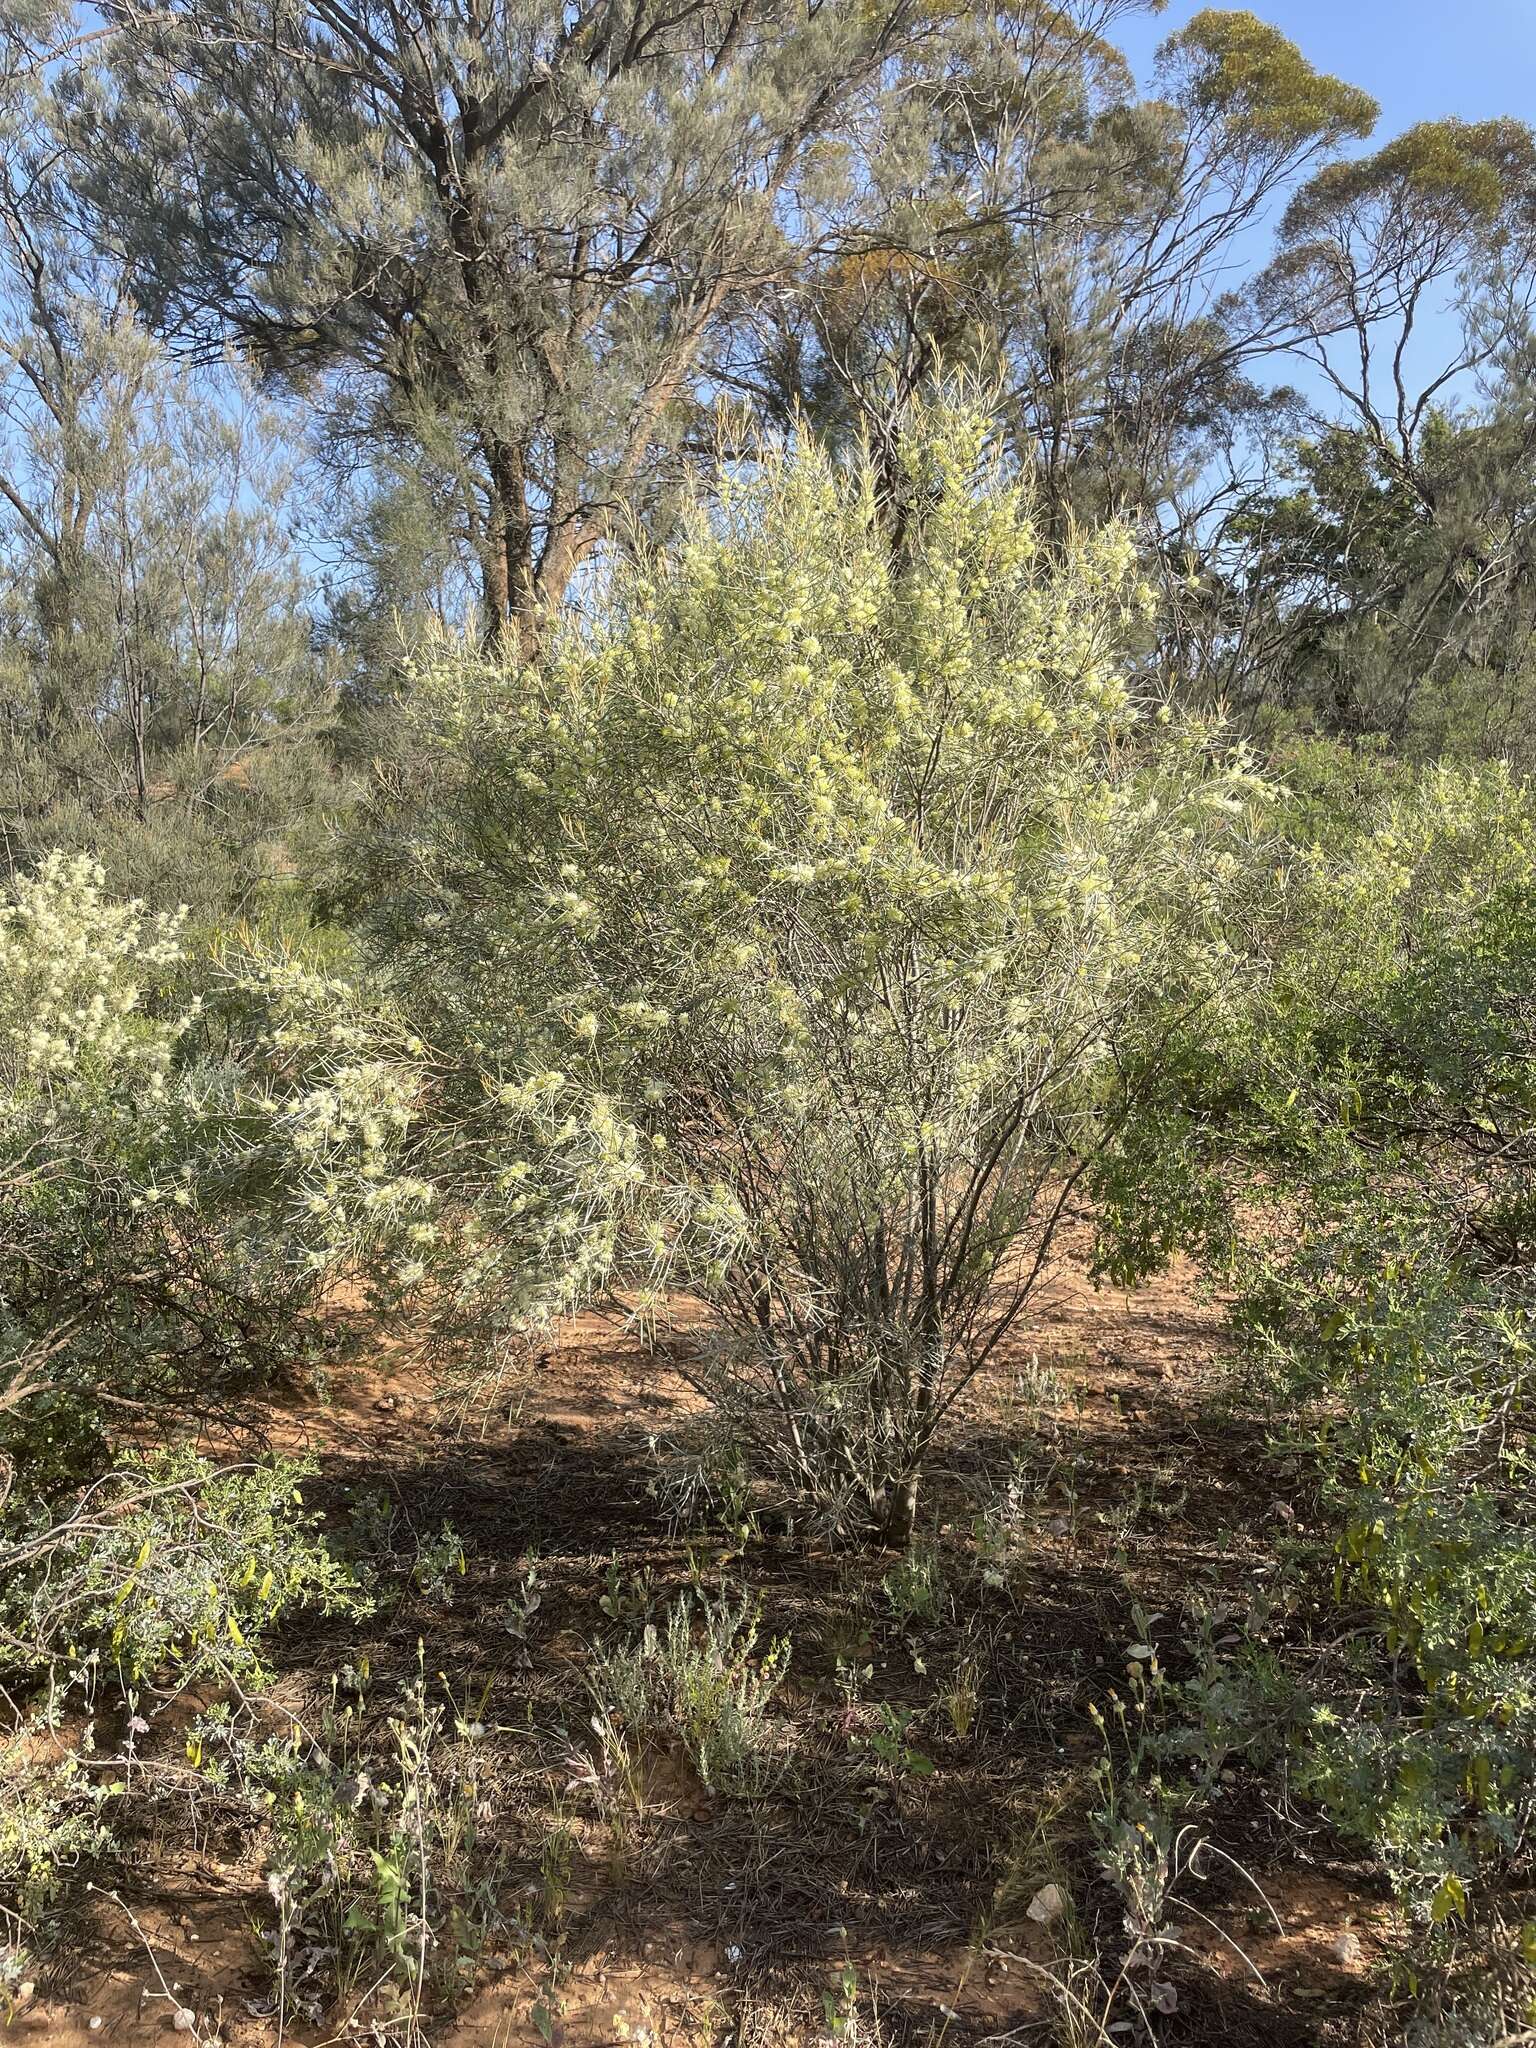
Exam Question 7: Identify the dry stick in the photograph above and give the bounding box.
[413,1677,431,2048]
[91,1887,217,2046]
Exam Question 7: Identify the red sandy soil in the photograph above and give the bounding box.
[9,1246,1391,2048]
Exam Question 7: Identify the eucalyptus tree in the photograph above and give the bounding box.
[1257,117,1536,491]
[1184,119,1536,745]
[749,7,1379,543]
[73,0,999,649]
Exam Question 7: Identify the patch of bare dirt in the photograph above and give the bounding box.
[15,1240,1392,2048]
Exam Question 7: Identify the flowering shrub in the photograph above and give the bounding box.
[0,859,415,1954]
[0,855,433,1500]
[0,852,189,1093]
[234,951,441,1284]
[342,402,1269,1540]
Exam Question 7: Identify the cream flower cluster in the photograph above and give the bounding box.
[0,853,190,1098]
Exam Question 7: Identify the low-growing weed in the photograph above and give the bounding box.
[225,1662,505,2042]
[500,1555,544,1665]
[938,1650,982,1743]
[851,1702,934,1783]
[880,1541,947,1629]
[411,1523,468,1605]
[590,1584,789,1795]
[0,1735,119,1993]
[596,1559,658,1629]
[968,1451,1043,1592]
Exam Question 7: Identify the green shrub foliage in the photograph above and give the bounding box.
[1107,762,1536,2006]
[339,403,1268,1540]
[0,853,434,1501]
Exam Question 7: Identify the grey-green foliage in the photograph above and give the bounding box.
[0,14,338,917]
[74,0,956,644]
[1100,764,1536,2024]
[592,1586,789,1795]
[764,7,1378,542]
[1198,379,1536,759]
[0,1736,116,1985]
[0,309,338,916]
[0,853,435,1512]
[330,401,1270,1545]
[1177,117,1536,747]
[321,454,481,715]
[62,0,1389,656]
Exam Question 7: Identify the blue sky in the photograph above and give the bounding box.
[1115,1,1536,418]
[1119,0,1536,131]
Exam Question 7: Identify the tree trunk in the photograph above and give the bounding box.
[482,438,536,653]
[127,661,149,824]
[880,1468,919,1550]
